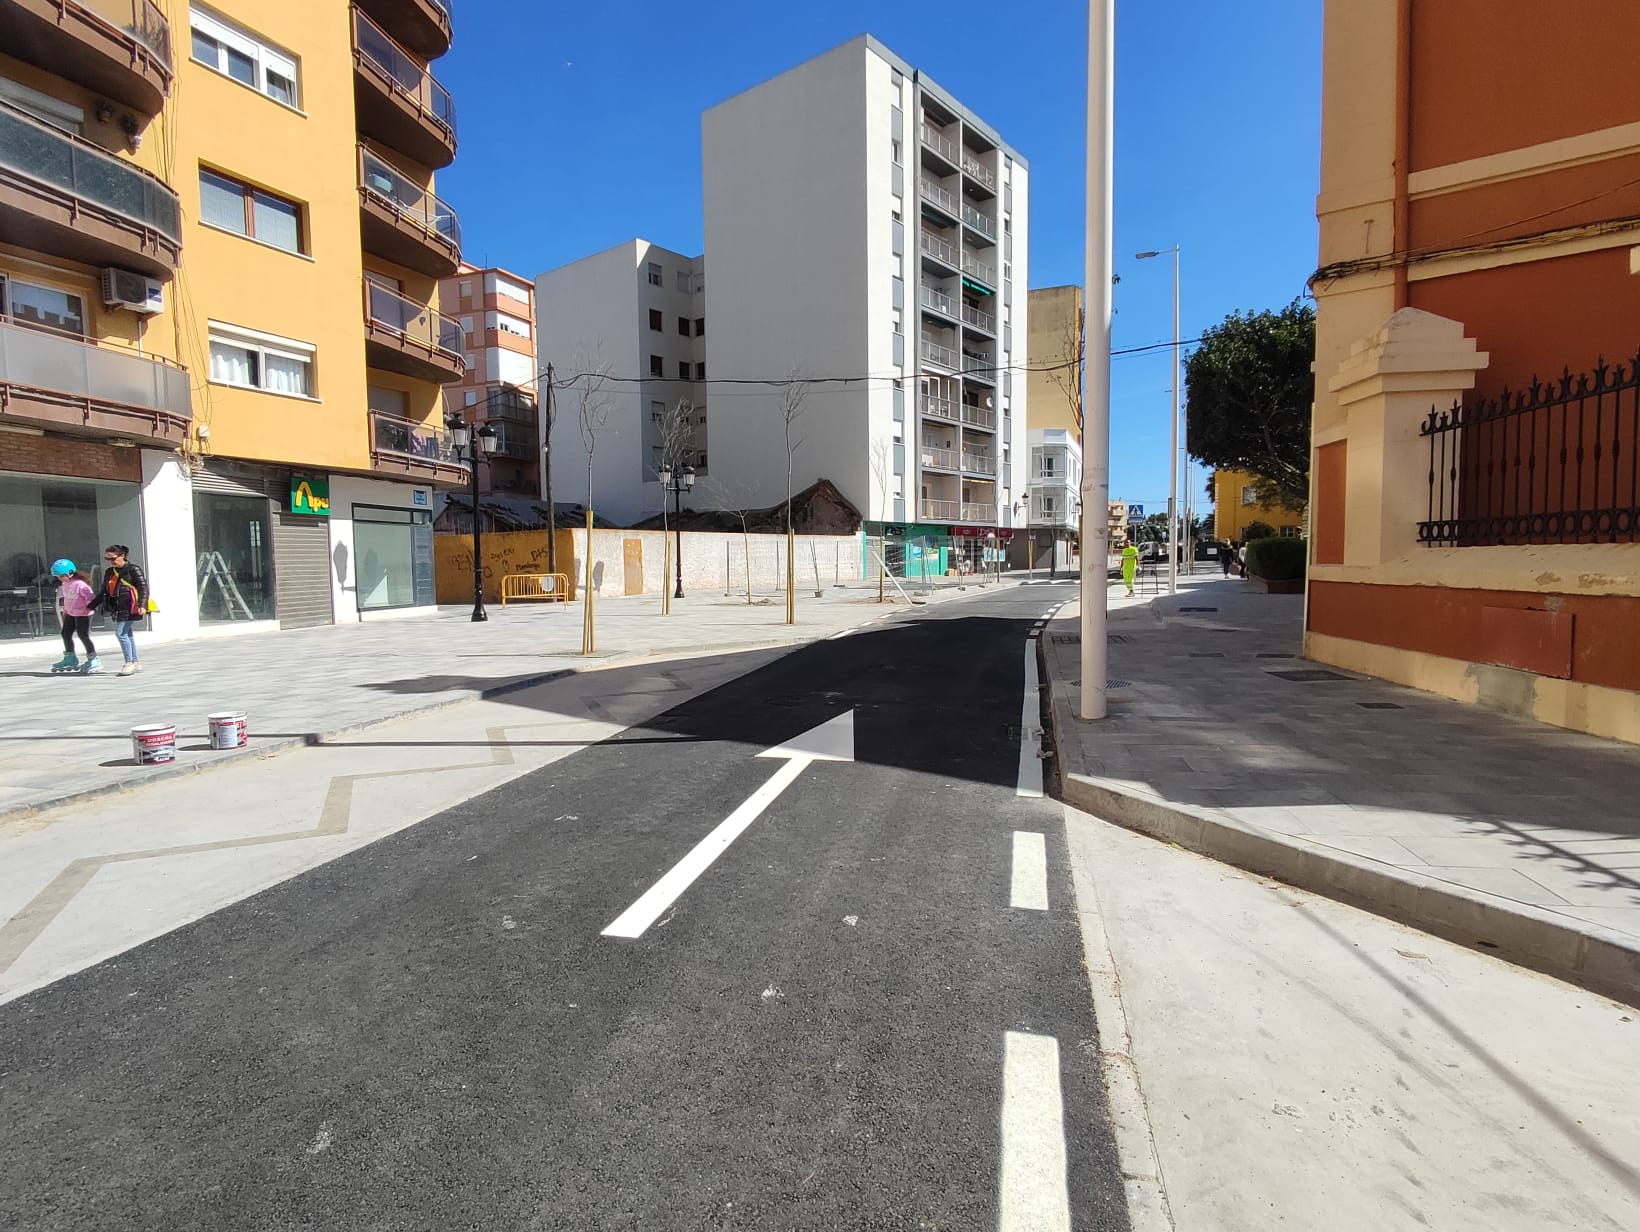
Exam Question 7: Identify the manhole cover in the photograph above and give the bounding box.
[1357,701,1404,710]
[1106,634,1126,644]
[1270,669,1354,682]
[1189,652,1224,658]
[1257,652,1296,659]
[1179,606,1218,613]
[1107,679,1132,689]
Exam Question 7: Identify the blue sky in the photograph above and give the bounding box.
[437,0,1322,517]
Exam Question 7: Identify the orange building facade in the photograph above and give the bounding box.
[438,265,541,500]
[1307,0,1640,742]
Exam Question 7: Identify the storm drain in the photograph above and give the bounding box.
[1257,652,1296,659]
[1357,701,1404,710]
[1189,652,1224,658]
[1178,606,1218,613]
[1269,669,1355,683]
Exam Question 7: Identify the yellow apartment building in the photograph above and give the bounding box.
[0,0,466,651]
[1026,284,1081,438]
[1213,469,1306,543]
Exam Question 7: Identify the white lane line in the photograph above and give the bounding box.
[1017,639,1044,798]
[602,757,809,939]
[1010,831,1049,910]
[827,629,852,641]
[999,1030,1072,1232]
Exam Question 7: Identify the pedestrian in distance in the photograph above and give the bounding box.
[1120,539,1140,597]
[1220,540,1234,577]
[48,559,102,675]
[94,544,148,676]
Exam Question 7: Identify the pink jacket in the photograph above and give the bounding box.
[59,578,95,618]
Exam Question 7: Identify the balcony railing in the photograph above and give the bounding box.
[961,302,994,333]
[370,409,461,465]
[962,502,995,522]
[960,250,996,286]
[920,337,960,371]
[0,314,190,439]
[359,147,460,250]
[921,446,959,471]
[919,286,956,319]
[0,99,181,252]
[961,203,996,239]
[961,152,997,190]
[962,403,997,430]
[920,229,958,268]
[353,8,457,141]
[921,393,960,422]
[920,178,958,216]
[921,123,958,165]
[962,452,997,476]
[487,424,537,460]
[73,0,172,70]
[921,498,959,521]
[365,281,463,359]
[354,0,452,58]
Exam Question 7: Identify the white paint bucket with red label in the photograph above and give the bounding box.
[131,723,177,765]
[207,712,248,750]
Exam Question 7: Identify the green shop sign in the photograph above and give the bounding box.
[290,475,330,516]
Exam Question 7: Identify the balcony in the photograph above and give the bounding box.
[352,6,457,170]
[919,228,958,271]
[960,250,996,288]
[961,502,995,523]
[920,498,959,521]
[1,1,171,114]
[369,409,468,486]
[920,445,958,472]
[919,285,957,322]
[358,146,460,277]
[961,302,995,334]
[354,0,451,59]
[920,337,960,371]
[962,403,997,430]
[0,315,190,445]
[963,358,996,388]
[961,203,996,241]
[364,281,465,384]
[920,123,959,169]
[0,100,180,278]
[486,422,537,460]
[961,151,997,193]
[479,384,537,426]
[961,452,997,477]
[921,392,960,423]
[919,177,958,220]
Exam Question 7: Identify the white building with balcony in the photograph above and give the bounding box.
[701,35,1027,538]
[1024,427,1082,572]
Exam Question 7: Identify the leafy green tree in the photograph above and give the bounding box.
[1185,300,1315,510]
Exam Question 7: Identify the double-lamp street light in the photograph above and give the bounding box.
[657,461,696,599]
[446,413,497,622]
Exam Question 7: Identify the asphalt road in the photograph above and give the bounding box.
[0,582,1129,1231]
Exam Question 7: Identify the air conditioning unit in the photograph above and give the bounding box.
[101,268,164,314]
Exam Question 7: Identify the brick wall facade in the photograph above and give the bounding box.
[0,433,145,483]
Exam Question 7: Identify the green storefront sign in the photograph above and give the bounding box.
[290,475,330,516]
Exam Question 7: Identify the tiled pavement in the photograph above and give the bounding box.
[1043,578,1640,995]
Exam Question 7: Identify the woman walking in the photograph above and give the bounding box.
[1120,539,1140,597]
[96,544,147,676]
[49,559,101,674]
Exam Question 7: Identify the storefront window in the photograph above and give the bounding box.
[354,504,433,611]
[194,492,274,622]
[0,474,141,641]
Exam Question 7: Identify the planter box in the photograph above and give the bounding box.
[1247,573,1304,595]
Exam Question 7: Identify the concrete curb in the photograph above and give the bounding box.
[1040,643,1640,1010]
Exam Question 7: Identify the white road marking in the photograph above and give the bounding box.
[999,1031,1072,1232]
[1017,640,1045,798]
[602,712,855,940]
[1010,832,1049,910]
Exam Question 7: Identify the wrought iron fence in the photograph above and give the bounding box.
[1419,348,1640,546]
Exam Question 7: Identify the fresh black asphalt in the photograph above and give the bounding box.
[0,582,1130,1231]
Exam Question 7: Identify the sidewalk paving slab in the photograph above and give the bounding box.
[1041,577,1640,1007]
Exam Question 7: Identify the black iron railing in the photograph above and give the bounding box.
[1419,348,1640,546]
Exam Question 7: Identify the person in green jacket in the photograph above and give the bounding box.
[1120,540,1140,597]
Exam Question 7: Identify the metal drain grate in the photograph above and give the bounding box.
[1257,652,1296,659]
[1270,669,1355,683]
[1357,701,1404,710]
[1189,652,1224,658]
[1054,633,1082,644]
[1107,679,1132,689]
[1178,606,1218,613]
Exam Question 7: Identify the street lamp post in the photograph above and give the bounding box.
[1019,490,1032,579]
[446,413,498,622]
[1135,244,1180,595]
[657,462,696,599]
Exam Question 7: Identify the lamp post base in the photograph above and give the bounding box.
[471,603,488,622]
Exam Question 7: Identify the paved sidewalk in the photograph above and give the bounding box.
[1042,578,1640,1004]
[0,585,952,820]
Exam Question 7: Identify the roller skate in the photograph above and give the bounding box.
[49,652,79,673]
[80,656,103,675]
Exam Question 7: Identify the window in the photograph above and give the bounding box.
[650,400,665,423]
[649,355,663,376]
[190,5,299,107]
[648,308,663,332]
[1241,485,1258,506]
[694,362,705,381]
[1281,525,1302,538]
[678,360,690,380]
[0,474,140,642]
[489,311,531,339]
[892,139,901,165]
[195,492,273,622]
[458,279,472,298]
[199,168,303,253]
[0,276,85,337]
[488,273,531,303]
[678,316,690,336]
[353,505,434,610]
[0,77,84,134]
[208,321,315,397]
[1040,454,1057,478]
[694,317,705,337]
[696,452,707,469]
[463,390,477,406]
[647,261,663,287]
[676,270,690,292]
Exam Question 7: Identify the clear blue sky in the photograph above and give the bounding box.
[437,0,1322,519]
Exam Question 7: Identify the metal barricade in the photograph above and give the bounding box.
[500,573,569,607]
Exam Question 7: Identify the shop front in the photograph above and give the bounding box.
[326,475,437,620]
[191,462,334,630]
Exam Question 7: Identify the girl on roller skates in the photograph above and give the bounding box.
[49,559,100,674]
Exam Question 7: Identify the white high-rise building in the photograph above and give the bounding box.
[535,240,706,526]
[703,35,1028,537]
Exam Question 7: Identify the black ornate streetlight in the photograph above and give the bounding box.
[657,461,696,598]
[446,413,497,621]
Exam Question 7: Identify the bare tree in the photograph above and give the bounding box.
[701,475,757,605]
[778,369,812,625]
[1044,305,1085,438]
[869,438,892,602]
[572,347,615,512]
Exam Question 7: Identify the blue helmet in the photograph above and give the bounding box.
[50,559,77,577]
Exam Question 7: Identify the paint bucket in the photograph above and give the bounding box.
[131,723,177,765]
[207,712,248,750]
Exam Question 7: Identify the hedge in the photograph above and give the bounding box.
[1244,536,1307,582]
